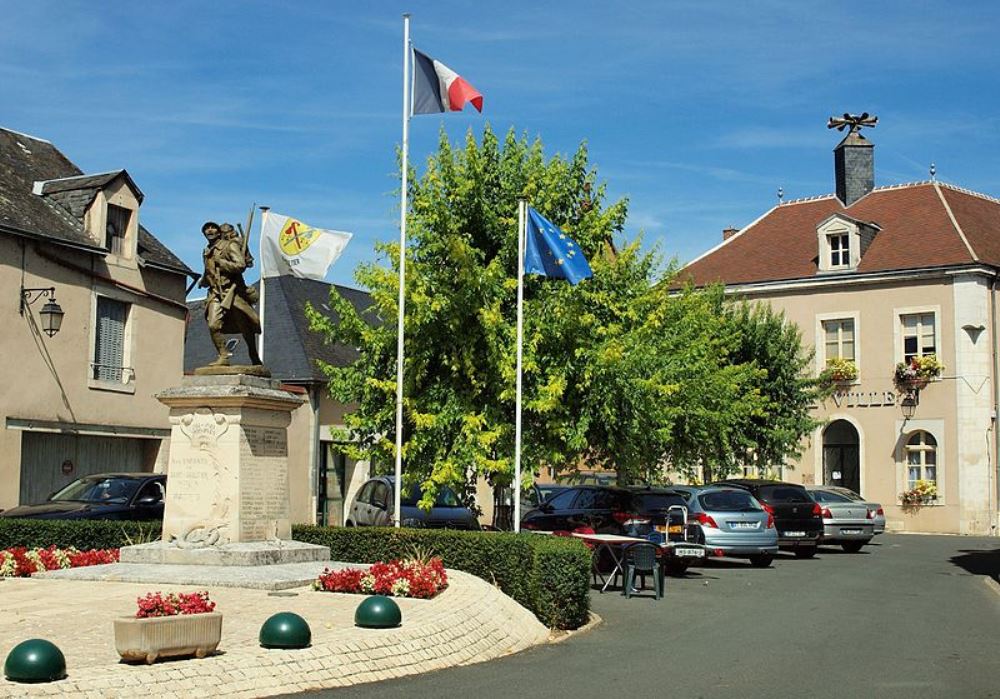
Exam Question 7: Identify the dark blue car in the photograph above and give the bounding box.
[347,475,479,529]
[0,473,166,521]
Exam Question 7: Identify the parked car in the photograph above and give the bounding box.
[806,486,875,552]
[0,473,166,520]
[821,485,885,534]
[346,476,479,529]
[686,486,779,567]
[713,479,823,558]
[521,485,706,574]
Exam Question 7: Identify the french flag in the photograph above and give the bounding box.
[412,48,483,115]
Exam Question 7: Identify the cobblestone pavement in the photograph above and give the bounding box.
[0,568,549,697]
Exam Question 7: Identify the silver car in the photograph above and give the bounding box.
[686,487,778,567]
[823,485,885,534]
[806,486,875,552]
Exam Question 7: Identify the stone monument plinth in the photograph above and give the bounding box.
[121,374,329,566]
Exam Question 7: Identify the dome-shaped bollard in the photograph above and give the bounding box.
[355,595,402,629]
[4,639,67,683]
[259,612,311,649]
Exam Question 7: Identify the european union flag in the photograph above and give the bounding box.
[524,207,593,285]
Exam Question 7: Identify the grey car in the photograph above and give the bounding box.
[686,486,778,567]
[347,476,479,529]
[822,485,885,534]
[806,486,875,552]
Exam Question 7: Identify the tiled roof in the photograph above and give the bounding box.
[679,182,1000,286]
[0,126,192,276]
[185,277,373,383]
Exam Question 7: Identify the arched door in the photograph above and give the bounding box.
[823,420,860,493]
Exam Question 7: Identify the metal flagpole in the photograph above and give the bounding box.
[258,206,270,364]
[393,13,412,528]
[513,200,526,532]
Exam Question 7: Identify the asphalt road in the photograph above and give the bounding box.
[290,534,1000,699]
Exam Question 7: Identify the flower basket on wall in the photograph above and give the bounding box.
[894,355,943,392]
[900,480,938,510]
[114,592,221,664]
[820,358,858,387]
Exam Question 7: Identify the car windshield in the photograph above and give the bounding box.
[50,477,142,504]
[699,490,762,512]
[811,489,853,504]
[400,484,462,508]
[631,493,687,511]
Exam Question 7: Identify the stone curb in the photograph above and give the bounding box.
[984,575,1000,598]
[547,611,602,645]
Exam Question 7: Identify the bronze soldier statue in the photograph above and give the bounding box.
[199,221,263,367]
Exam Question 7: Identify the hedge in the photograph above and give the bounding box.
[0,519,592,630]
[0,519,160,550]
[292,525,591,630]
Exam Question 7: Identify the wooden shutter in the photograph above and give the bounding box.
[94,297,127,381]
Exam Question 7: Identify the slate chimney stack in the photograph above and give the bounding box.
[834,129,874,207]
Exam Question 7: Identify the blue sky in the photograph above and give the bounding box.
[4,1,1000,290]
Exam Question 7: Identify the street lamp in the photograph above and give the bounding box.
[901,391,919,420]
[20,286,65,337]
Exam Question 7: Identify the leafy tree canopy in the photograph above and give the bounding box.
[307,125,822,507]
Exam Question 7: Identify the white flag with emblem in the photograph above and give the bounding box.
[260,212,352,279]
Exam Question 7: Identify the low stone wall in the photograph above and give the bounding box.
[0,569,549,697]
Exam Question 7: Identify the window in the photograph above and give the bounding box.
[829,234,850,267]
[371,482,390,508]
[906,431,937,491]
[698,491,761,512]
[356,481,375,505]
[757,485,811,504]
[901,313,936,363]
[105,204,130,256]
[823,319,855,361]
[93,297,129,382]
[546,489,579,510]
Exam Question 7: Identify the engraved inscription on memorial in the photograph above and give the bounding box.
[239,425,291,541]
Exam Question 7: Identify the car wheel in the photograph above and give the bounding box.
[749,554,773,568]
[841,541,866,553]
[794,546,817,559]
[666,560,691,577]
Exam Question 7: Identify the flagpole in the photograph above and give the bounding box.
[513,200,526,532]
[258,206,270,364]
[393,13,412,528]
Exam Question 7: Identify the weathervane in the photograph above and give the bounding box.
[827,112,878,134]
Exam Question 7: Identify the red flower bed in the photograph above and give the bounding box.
[135,591,216,618]
[0,545,120,577]
[314,557,447,599]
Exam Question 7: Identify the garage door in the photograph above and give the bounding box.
[19,432,151,505]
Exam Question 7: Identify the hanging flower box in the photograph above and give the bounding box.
[820,358,858,387]
[894,355,943,391]
[900,480,938,508]
[114,591,221,664]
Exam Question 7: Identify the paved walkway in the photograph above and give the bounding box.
[0,568,549,698]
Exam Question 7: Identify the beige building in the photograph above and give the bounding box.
[0,127,196,510]
[681,125,1000,536]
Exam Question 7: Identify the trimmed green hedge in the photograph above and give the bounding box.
[0,519,160,550]
[292,525,591,630]
[0,519,592,630]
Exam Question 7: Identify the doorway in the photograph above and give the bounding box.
[822,420,861,493]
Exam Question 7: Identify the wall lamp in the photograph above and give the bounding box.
[900,391,919,420]
[19,286,64,337]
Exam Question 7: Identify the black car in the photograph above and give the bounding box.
[347,476,479,529]
[713,479,823,558]
[0,473,166,521]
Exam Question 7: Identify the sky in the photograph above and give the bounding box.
[4,1,1000,291]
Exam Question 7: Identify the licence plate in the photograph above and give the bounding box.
[731,522,758,529]
[674,547,704,558]
[783,531,806,537]
[841,528,862,535]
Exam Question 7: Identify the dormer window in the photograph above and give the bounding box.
[106,204,131,256]
[829,233,850,268]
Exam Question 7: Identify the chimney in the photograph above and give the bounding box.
[834,130,874,206]
[722,227,739,241]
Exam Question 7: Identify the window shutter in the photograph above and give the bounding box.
[94,297,127,381]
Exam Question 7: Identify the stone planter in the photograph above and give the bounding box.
[114,612,222,664]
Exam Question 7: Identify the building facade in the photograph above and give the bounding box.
[0,127,195,510]
[681,126,1000,536]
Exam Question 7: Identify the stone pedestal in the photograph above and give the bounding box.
[121,374,328,566]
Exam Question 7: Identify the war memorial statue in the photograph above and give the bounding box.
[196,218,267,375]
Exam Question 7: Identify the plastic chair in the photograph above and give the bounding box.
[621,542,663,600]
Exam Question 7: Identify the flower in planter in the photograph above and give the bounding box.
[901,479,938,506]
[314,557,448,599]
[820,357,858,385]
[136,591,216,618]
[894,355,944,388]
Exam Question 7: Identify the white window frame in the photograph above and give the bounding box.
[816,217,861,273]
[828,233,850,269]
[893,305,942,368]
[904,431,938,493]
[815,311,861,380]
[894,418,945,506]
[87,287,136,394]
